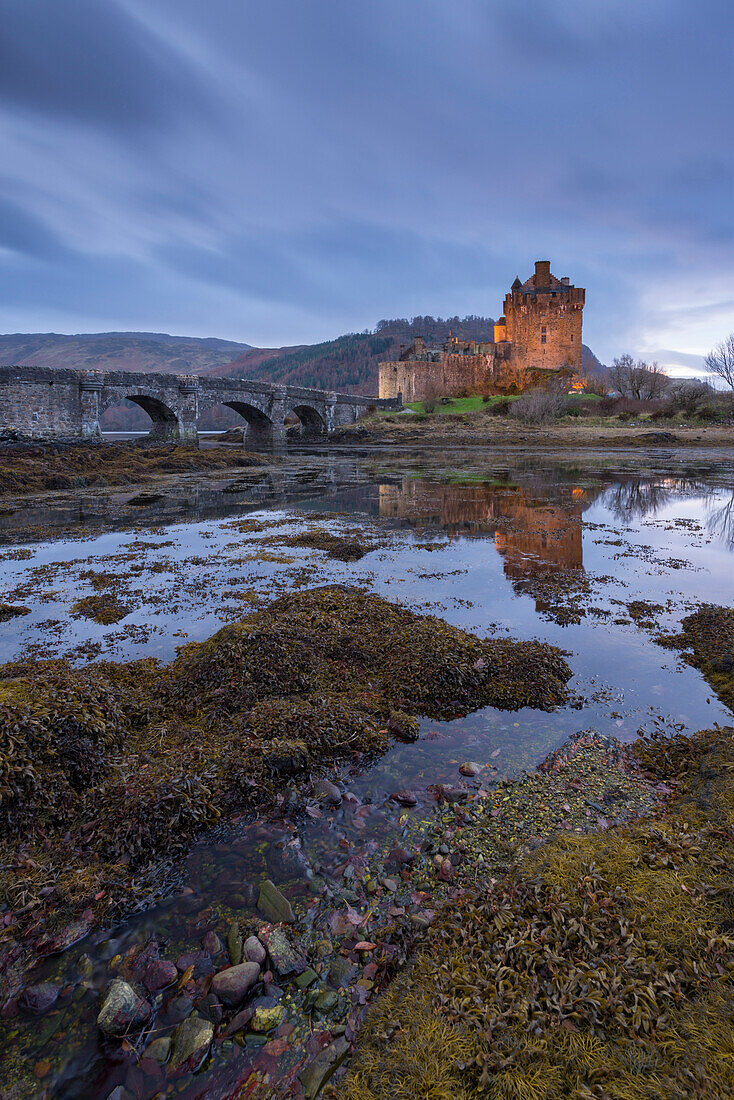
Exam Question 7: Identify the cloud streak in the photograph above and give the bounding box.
[0,0,732,359]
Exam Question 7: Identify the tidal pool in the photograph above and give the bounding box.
[1,447,733,1098]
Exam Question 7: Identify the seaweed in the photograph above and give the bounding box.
[0,586,571,932]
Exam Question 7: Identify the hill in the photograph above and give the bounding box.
[216,316,500,393]
[0,331,251,375]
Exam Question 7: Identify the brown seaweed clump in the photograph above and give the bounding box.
[657,603,734,713]
[71,594,130,624]
[281,528,374,561]
[0,604,30,622]
[341,724,734,1100]
[0,586,571,931]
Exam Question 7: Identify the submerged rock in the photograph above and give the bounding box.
[250,1003,285,1032]
[263,927,306,975]
[97,980,151,1035]
[211,961,260,1005]
[258,879,295,923]
[144,959,177,993]
[300,1036,349,1098]
[143,1036,171,1064]
[243,935,267,965]
[227,921,243,965]
[169,1015,213,1071]
[20,983,59,1014]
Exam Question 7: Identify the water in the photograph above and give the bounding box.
[1,447,733,1097]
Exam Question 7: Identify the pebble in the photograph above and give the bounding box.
[390,790,417,807]
[20,983,59,1014]
[258,879,295,923]
[314,989,339,1013]
[227,920,243,965]
[263,927,306,976]
[250,1004,285,1032]
[243,934,267,965]
[144,959,177,993]
[97,980,151,1036]
[459,761,482,777]
[313,777,342,804]
[202,930,223,955]
[211,962,261,1006]
[143,1036,171,1064]
[169,1015,214,1071]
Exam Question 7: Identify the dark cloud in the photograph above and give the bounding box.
[0,0,213,131]
[0,0,732,358]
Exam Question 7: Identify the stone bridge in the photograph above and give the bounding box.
[0,366,399,443]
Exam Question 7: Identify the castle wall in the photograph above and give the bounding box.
[504,287,584,374]
[379,353,494,402]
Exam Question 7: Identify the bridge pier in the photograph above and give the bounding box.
[80,376,103,438]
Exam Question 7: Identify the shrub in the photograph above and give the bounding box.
[510,390,567,424]
[487,398,511,417]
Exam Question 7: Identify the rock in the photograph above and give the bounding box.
[313,777,342,805]
[202,931,223,955]
[97,980,151,1036]
[169,1015,214,1071]
[76,954,94,980]
[439,785,468,803]
[165,995,194,1023]
[390,790,417,807]
[386,717,417,742]
[211,962,260,1006]
[143,1036,171,1064]
[294,968,319,989]
[105,1088,135,1100]
[197,991,223,1026]
[250,1004,285,1032]
[20,983,59,1014]
[299,1036,349,1098]
[381,877,399,892]
[243,935,266,965]
[227,920,243,965]
[328,956,357,989]
[263,928,306,976]
[144,959,177,993]
[258,879,295,923]
[459,761,482,777]
[176,950,214,978]
[314,989,338,1013]
[224,1005,254,1036]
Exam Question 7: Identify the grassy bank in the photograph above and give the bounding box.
[340,607,734,1100]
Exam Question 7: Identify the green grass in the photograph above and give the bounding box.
[403,395,519,415]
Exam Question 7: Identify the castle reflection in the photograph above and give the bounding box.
[378,478,587,584]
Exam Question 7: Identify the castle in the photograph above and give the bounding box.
[378,260,585,403]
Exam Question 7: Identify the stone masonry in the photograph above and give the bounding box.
[0,366,398,442]
[378,260,585,402]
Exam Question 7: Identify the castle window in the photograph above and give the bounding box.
[570,334,574,342]
[541,324,547,345]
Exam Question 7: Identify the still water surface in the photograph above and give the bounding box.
[1,448,733,1097]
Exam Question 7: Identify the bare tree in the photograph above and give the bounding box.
[705,334,734,399]
[609,355,669,400]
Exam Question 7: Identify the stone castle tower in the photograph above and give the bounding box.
[496,260,585,375]
[378,260,585,402]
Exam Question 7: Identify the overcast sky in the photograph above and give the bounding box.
[0,0,732,369]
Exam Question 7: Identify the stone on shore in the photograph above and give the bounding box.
[243,934,267,965]
[20,983,59,1014]
[263,927,306,975]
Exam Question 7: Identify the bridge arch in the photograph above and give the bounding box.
[100,392,181,439]
[288,403,326,436]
